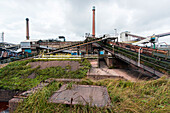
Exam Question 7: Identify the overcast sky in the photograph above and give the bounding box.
[0,0,170,44]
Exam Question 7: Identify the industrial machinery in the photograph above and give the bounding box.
[132,32,170,49]
[120,31,146,43]
[120,31,170,49]
[59,36,66,42]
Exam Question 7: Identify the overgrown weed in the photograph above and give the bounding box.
[0,59,91,91]
[15,76,169,112]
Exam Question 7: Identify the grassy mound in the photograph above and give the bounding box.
[15,76,169,113]
[0,59,91,91]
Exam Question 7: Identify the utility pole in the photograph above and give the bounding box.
[1,32,4,42]
[138,47,141,67]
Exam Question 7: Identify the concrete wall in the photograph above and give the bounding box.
[0,89,20,102]
[88,58,99,68]
[9,98,23,113]
[104,57,129,69]
[9,82,49,112]
[104,57,113,67]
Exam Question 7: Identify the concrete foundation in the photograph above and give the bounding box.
[49,84,111,107]
[9,98,23,113]
[104,56,129,69]
[88,59,98,68]
[0,89,21,102]
[8,82,49,112]
[104,56,114,67]
[87,67,123,80]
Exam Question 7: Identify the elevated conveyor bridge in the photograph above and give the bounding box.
[47,37,117,54]
[98,42,170,77]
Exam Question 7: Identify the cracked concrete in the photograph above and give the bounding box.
[48,84,111,107]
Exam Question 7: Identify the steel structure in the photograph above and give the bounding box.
[99,42,170,77]
[46,36,169,77]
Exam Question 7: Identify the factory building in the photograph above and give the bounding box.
[20,40,39,54]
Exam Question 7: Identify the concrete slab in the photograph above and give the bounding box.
[48,84,111,107]
[89,60,98,68]
[113,69,137,82]
[44,78,82,83]
[87,67,122,80]
[89,68,119,76]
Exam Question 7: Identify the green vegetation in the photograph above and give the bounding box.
[0,59,91,91]
[15,76,170,113]
[1,58,169,112]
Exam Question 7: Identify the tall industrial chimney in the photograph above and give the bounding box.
[1,32,4,42]
[92,6,95,38]
[26,18,30,40]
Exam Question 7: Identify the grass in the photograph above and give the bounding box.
[15,76,170,113]
[0,58,91,91]
[1,58,169,112]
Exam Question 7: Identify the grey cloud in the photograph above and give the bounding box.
[0,0,170,44]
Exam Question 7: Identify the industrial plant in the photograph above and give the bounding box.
[0,5,170,113]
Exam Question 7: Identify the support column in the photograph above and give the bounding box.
[77,47,80,55]
[89,43,92,54]
[91,46,94,54]
[98,49,100,68]
[111,54,114,67]
[105,50,108,55]
[86,44,89,55]
[98,49,100,56]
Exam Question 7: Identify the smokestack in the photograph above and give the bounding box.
[92,6,95,38]
[1,32,4,42]
[26,18,29,40]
